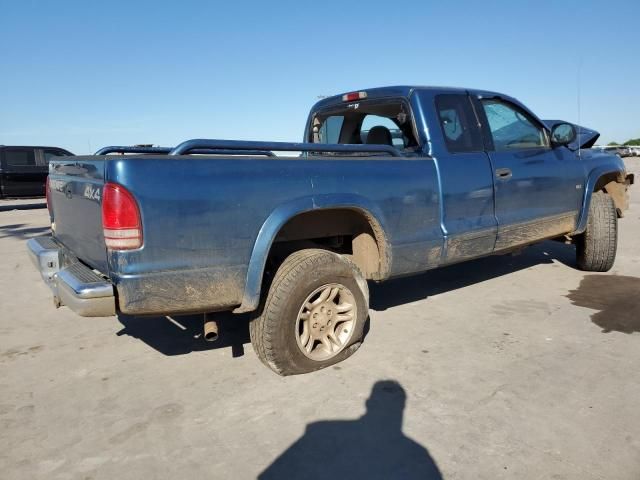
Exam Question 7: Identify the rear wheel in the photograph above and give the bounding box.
[576,191,618,272]
[250,249,369,376]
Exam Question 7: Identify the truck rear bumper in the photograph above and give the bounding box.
[27,236,116,317]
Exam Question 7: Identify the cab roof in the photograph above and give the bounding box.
[311,85,503,111]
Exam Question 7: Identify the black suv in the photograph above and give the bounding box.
[0,146,73,198]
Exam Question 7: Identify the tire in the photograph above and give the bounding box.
[249,249,369,376]
[576,191,618,272]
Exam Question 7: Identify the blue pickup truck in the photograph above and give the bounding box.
[28,86,633,375]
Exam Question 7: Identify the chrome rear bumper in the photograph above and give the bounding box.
[27,236,115,317]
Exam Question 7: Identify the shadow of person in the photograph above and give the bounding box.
[259,380,442,480]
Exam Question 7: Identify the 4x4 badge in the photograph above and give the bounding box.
[83,185,101,201]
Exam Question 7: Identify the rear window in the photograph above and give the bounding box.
[361,115,406,148]
[3,149,36,167]
[311,100,419,151]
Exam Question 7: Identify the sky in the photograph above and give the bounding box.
[1,0,639,154]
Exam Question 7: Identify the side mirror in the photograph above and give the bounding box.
[550,123,576,147]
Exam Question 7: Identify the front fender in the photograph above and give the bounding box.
[233,194,389,313]
[574,165,630,234]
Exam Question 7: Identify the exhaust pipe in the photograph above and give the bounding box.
[203,313,219,342]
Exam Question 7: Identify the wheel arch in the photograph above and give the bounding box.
[575,167,631,234]
[234,195,390,313]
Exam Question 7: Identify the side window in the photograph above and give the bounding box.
[435,94,484,153]
[317,116,344,144]
[3,149,36,167]
[481,99,548,150]
[360,115,405,148]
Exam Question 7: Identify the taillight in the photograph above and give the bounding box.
[101,182,142,250]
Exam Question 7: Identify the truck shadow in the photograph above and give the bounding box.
[116,240,576,357]
[370,240,576,311]
[116,311,251,357]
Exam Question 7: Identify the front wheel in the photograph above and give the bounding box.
[250,249,369,376]
[576,191,618,272]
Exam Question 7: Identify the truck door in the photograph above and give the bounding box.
[432,94,498,263]
[0,148,46,197]
[475,97,583,250]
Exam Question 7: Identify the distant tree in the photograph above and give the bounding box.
[623,138,640,145]
[607,141,619,146]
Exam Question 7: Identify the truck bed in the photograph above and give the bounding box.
[48,153,442,314]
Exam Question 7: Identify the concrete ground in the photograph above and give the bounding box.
[1,159,639,480]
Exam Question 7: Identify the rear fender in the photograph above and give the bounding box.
[234,194,389,313]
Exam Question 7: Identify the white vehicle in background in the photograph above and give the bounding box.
[594,145,632,157]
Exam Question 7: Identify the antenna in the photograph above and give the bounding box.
[577,57,582,158]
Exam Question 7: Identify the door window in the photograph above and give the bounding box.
[481,99,548,150]
[4,149,36,167]
[435,95,484,153]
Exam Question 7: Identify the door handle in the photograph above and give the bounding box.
[495,168,512,179]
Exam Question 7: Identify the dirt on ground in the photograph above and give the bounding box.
[1,159,639,479]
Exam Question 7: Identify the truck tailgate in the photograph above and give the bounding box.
[49,157,109,274]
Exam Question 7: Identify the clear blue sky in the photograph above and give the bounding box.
[1,0,638,154]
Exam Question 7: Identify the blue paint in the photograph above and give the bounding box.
[46,86,631,316]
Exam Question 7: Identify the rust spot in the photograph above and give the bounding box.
[566,275,640,334]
